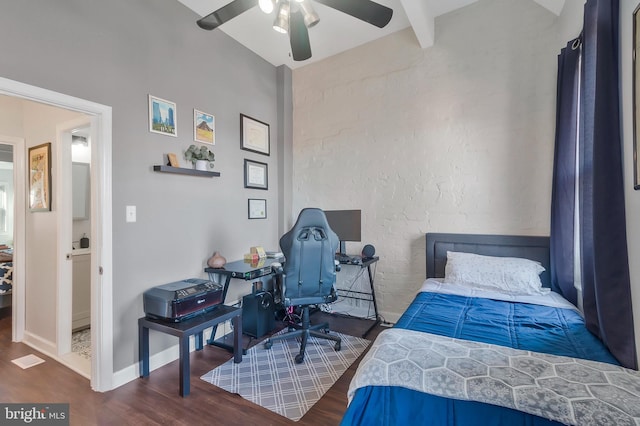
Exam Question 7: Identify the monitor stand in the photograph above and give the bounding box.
[338,241,347,256]
[336,241,352,263]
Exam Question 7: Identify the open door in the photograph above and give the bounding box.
[57,117,92,378]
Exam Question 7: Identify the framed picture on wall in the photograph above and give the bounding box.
[248,198,267,219]
[148,94,177,137]
[240,113,270,156]
[244,159,268,190]
[194,109,215,145]
[28,142,52,212]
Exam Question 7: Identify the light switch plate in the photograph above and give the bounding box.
[126,205,136,223]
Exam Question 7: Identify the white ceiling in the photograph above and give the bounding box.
[177,0,565,69]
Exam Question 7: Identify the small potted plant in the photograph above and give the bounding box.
[184,144,215,171]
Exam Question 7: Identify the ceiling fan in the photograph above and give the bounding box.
[196,0,393,62]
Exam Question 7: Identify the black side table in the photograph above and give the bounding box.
[139,304,242,397]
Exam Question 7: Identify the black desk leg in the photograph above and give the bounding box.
[362,264,382,339]
[139,323,149,377]
[232,314,242,363]
[206,327,218,345]
[179,335,190,397]
[195,331,204,351]
[206,274,232,347]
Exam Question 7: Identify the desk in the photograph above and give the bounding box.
[205,258,281,345]
[335,256,380,338]
[139,305,242,397]
[205,257,380,339]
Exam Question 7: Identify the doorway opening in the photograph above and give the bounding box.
[0,144,14,322]
[0,76,113,392]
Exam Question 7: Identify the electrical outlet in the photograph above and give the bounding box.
[126,205,136,223]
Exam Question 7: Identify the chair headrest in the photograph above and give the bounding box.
[289,208,332,230]
[280,208,339,254]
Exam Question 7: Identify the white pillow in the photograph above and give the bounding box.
[443,251,549,296]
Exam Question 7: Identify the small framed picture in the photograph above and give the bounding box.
[240,113,270,156]
[148,94,177,137]
[28,142,52,212]
[244,159,268,190]
[248,199,267,219]
[194,109,215,145]
[167,153,179,167]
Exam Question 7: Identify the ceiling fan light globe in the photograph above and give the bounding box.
[273,0,290,33]
[298,0,320,28]
[304,16,319,28]
[259,0,275,14]
[303,13,319,27]
[273,23,288,33]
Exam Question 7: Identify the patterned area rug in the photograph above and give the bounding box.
[72,328,91,360]
[201,329,370,421]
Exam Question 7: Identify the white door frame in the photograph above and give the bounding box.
[0,76,113,392]
[0,135,26,343]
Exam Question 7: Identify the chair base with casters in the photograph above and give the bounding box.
[266,207,343,364]
[264,305,341,364]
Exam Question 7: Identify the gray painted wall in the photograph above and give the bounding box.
[0,0,287,371]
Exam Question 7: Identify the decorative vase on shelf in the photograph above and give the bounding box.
[207,251,226,268]
[195,160,208,171]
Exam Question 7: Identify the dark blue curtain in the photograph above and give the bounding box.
[580,0,637,369]
[550,39,581,306]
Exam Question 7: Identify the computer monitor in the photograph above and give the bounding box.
[323,209,361,255]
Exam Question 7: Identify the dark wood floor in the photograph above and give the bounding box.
[0,307,384,425]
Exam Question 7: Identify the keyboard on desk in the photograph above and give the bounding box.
[335,254,361,264]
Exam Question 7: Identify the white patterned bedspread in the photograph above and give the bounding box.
[348,328,640,425]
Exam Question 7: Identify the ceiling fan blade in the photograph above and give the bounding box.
[314,0,393,28]
[197,0,257,31]
[289,11,312,61]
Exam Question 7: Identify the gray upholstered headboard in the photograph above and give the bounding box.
[425,233,551,288]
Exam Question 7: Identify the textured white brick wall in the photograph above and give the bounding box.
[292,0,559,321]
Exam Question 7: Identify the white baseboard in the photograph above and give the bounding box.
[22,331,57,358]
[72,310,90,329]
[22,331,90,380]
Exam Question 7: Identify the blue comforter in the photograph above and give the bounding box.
[341,292,619,426]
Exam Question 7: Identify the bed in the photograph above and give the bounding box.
[341,233,639,426]
[0,248,13,309]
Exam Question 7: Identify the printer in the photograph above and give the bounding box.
[143,278,224,322]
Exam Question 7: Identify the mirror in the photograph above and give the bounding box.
[72,162,90,220]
